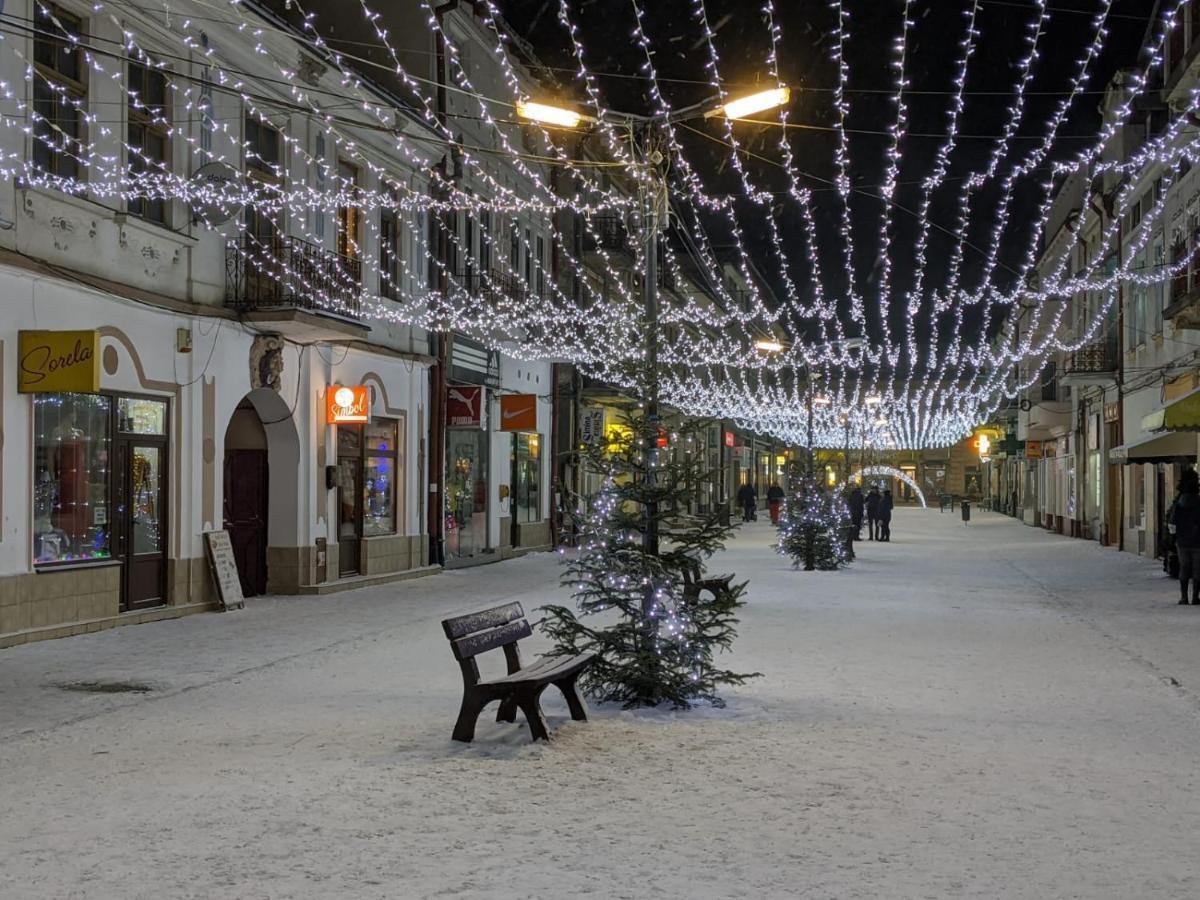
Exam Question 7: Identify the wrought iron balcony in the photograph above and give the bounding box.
[448,269,532,306]
[581,214,628,253]
[1064,340,1115,375]
[226,234,363,319]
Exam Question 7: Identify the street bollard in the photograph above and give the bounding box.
[961,499,971,524]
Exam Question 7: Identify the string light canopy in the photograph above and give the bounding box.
[5,0,1198,449]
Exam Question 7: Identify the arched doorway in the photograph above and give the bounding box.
[223,388,300,596]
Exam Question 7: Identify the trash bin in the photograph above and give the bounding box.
[961,499,971,523]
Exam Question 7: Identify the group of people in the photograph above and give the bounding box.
[736,478,896,542]
[847,483,893,542]
[736,481,788,524]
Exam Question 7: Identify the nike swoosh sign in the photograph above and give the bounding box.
[503,406,533,420]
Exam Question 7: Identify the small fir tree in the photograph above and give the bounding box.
[776,473,852,571]
[541,414,758,708]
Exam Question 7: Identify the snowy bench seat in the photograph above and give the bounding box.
[441,602,595,743]
[679,556,738,610]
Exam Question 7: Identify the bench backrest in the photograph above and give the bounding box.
[442,602,531,662]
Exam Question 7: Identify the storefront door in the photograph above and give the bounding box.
[447,428,488,559]
[337,426,363,576]
[113,438,166,611]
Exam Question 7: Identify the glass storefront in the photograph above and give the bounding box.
[336,417,402,575]
[512,432,541,524]
[363,419,400,536]
[33,393,112,564]
[447,428,488,558]
[33,391,170,609]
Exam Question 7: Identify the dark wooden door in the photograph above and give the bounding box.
[114,439,168,611]
[336,426,362,576]
[224,449,268,596]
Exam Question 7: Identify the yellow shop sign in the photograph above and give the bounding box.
[18,330,100,393]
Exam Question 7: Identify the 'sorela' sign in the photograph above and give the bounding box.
[17,330,100,393]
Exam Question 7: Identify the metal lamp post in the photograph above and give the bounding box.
[518,89,791,622]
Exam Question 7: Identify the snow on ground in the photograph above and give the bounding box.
[2,509,1200,899]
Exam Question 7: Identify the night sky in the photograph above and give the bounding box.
[500,0,1152,365]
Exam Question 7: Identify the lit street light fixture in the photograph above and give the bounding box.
[516,83,790,625]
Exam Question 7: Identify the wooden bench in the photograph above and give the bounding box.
[441,602,595,743]
[679,556,738,611]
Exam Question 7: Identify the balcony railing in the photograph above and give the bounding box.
[226,234,363,318]
[1064,340,1115,375]
[581,214,628,253]
[448,269,532,306]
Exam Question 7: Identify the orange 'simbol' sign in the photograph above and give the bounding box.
[499,393,537,432]
[326,384,369,424]
[17,330,100,393]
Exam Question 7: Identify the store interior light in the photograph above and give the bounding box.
[710,86,791,120]
[754,338,784,352]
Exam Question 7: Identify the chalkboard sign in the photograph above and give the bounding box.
[203,530,245,611]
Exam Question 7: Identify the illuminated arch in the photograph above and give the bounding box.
[858,466,927,509]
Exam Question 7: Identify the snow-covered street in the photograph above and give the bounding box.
[3,508,1200,899]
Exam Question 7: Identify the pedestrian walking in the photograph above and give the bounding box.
[736,481,758,523]
[1169,469,1200,605]
[848,484,865,540]
[865,485,881,540]
[880,488,894,542]
[767,482,785,525]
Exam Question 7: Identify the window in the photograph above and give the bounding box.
[536,235,545,298]
[480,209,492,274]
[1154,237,1166,321]
[244,116,282,241]
[509,217,520,269]
[524,228,533,288]
[337,160,361,262]
[512,432,541,523]
[32,4,87,182]
[1130,251,1147,343]
[313,133,327,239]
[380,196,402,300]
[245,117,282,179]
[464,210,476,281]
[363,419,400,536]
[33,393,112,564]
[127,61,170,224]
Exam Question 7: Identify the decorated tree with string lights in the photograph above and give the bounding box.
[540,414,757,708]
[776,472,852,572]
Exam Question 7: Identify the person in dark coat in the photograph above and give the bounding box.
[1169,469,1200,604]
[848,485,865,540]
[880,489,894,542]
[865,486,882,540]
[766,482,786,525]
[736,481,757,522]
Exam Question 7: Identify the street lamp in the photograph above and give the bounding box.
[514,100,587,129]
[754,338,784,353]
[706,86,792,121]
[516,84,790,620]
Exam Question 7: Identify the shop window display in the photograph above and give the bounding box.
[34,393,112,564]
[363,419,399,536]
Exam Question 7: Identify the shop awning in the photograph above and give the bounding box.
[1143,386,1200,433]
[1109,430,1198,464]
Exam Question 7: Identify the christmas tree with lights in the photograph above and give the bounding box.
[540,414,757,708]
[776,472,852,571]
